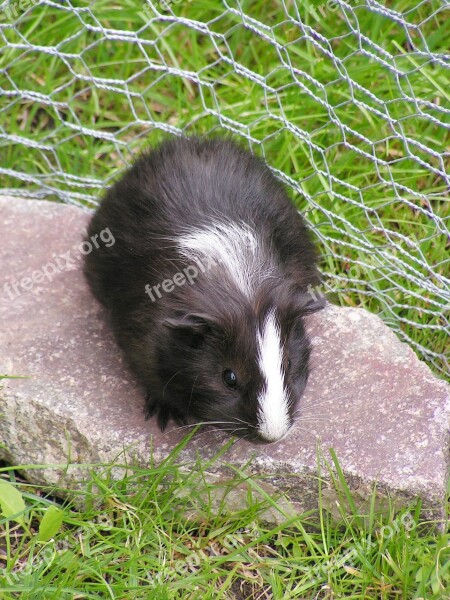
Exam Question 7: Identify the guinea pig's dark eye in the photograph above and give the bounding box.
[223,369,238,389]
[287,359,291,370]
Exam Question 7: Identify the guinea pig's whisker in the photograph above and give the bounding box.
[219,412,253,428]
[167,423,203,433]
[229,431,247,438]
[224,427,248,433]
[294,407,328,417]
[294,411,329,420]
[188,375,199,412]
[293,404,327,417]
[168,420,239,433]
[296,416,330,423]
[297,400,326,410]
[209,421,248,428]
[297,410,328,418]
[224,429,248,438]
[227,416,252,427]
[291,424,313,433]
[221,425,251,435]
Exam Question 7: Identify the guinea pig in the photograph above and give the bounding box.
[83,137,325,443]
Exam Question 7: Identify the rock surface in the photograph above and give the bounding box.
[0,196,449,523]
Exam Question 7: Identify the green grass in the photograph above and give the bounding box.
[0,436,449,599]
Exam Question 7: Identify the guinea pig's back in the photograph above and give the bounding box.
[84,137,320,310]
[150,137,320,287]
[162,137,321,288]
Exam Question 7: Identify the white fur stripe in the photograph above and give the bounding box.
[256,309,290,442]
[177,221,261,298]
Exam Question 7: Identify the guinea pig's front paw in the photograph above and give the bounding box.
[144,393,157,420]
[144,393,187,431]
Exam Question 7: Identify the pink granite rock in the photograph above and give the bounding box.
[0,197,449,523]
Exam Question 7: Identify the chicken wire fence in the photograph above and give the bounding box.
[0,0,449,374]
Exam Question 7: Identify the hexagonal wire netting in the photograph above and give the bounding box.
[0,0,449,374]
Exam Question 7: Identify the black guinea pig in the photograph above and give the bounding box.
[83,137,325,443]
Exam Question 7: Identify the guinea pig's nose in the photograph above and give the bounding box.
[255,412,293,443]
[255,426,292,444]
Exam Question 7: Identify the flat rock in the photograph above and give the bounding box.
[1,197,449,523]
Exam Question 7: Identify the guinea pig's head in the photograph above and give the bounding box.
[156,285,325,443]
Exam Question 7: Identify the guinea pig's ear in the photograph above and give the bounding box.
[163,313,211,332]
[163,313,218,346]
[295,289,327,315]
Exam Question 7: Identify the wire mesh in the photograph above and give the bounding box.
[0,0,449,374]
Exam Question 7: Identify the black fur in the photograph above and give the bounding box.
[83,137,324,442]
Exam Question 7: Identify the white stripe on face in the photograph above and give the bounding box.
[256,309,291,442]
[177,221,261,298]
